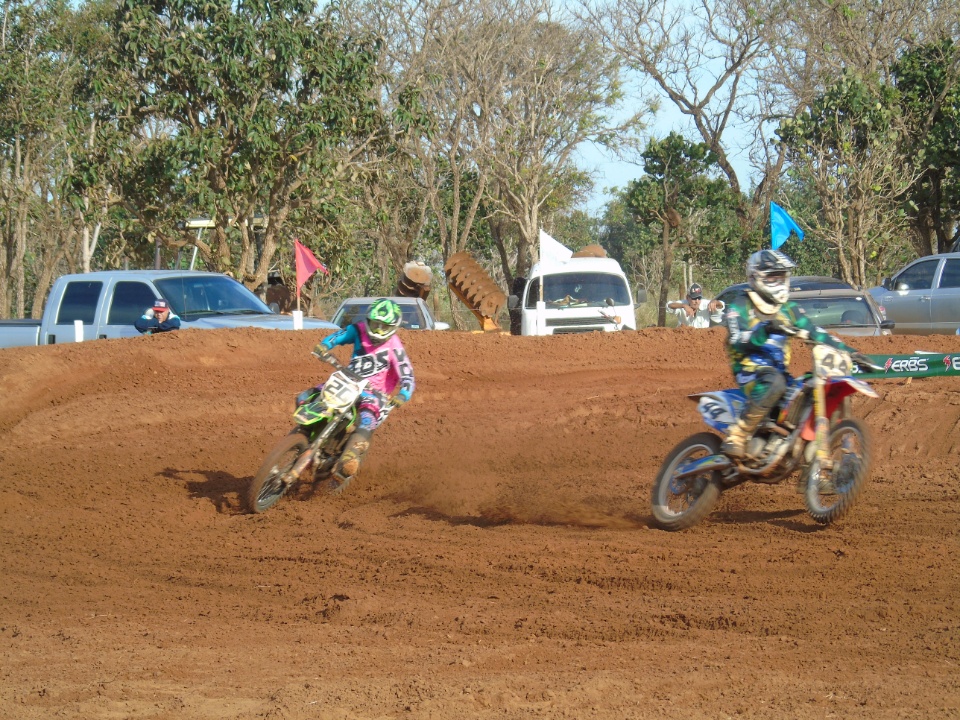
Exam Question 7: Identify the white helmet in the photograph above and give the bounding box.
[747,250,795,309]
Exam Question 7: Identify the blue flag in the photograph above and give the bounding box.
[770,201,805,250]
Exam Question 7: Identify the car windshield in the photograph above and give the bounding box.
[154,275,273,319]
[336,302,426,329]
[794,296,875,327]
[525,272,631,309]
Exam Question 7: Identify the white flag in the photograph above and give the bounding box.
[539,229,572,266]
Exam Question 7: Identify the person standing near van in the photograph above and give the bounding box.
[667,283,724,328]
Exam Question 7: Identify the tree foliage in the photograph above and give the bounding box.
[624,132,741,325]
[1,0,956,320]
[0,0,77,317]
[777,72,920,287]
[81,0,420,291]
[894,39,960,255]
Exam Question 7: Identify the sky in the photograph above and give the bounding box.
[577,134,758,215]
[576,99,759,215]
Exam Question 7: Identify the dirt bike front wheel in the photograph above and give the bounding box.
[246,430,310,514]
[803,418,871,525]
[651,432,724,531]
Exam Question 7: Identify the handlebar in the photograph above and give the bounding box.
[760,322,882,373]
[853,356,886,373]
[311,350,343,371]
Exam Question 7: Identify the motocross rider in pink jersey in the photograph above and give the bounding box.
[310,298,415,490]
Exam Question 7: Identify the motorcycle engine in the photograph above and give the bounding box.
[750,433,788,462]
[747,436,768,458]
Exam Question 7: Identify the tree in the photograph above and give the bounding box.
[577,0,788,228]
[85,0,418,291]
[480,6,644,287]
[777,73,920,287]
[894,39,960,256]
[353,0,501,278]
[624,132,734,326]
[0,0,75,317]
[352,0,640,295]
[63,0,117,278]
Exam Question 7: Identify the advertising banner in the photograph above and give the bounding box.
[855,352,960,379]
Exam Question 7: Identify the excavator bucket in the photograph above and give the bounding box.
[443,252,506,332]
[396,261,433,300]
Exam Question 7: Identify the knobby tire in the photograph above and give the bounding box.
[651,432,723,531]
[246,431,310,514]
[803,418,871,525]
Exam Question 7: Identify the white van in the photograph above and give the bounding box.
[508,254,639,335]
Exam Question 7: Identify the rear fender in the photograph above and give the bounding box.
[800,377,877,441]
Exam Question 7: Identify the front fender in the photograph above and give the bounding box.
[674,453,733,480]
[800,377,877,441]
[293,401,349,426]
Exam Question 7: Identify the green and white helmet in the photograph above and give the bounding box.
[366,298,402,342]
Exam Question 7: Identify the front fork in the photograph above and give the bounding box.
[281,414,346,488]
[811,375,833,472]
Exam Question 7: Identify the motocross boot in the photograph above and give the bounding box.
[721,403,768,459]
[329,428,372,494]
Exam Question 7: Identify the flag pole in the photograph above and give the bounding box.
[293,239,302,328]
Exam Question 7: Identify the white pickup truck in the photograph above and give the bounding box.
[0,270,338,349]
[508,253,640,335]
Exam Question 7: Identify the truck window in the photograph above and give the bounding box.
[895,259,938,290]
[335,302,424,329]
[56,281,103,325]
[525,273,630,309]
[108,282,158,325]
[939,259,960,289]
[155,275,272,318]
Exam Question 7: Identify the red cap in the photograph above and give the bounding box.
[153,299,169,312]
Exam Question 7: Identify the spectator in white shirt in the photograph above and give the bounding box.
[667,283,724,329]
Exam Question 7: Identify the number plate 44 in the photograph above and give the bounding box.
[813,345,852,379]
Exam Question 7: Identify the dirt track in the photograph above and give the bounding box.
[2,327,959,719]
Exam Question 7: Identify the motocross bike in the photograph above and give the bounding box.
[246,353,392,513]
[651,341,884,530]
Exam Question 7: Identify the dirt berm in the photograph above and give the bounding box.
[2,327,959,719]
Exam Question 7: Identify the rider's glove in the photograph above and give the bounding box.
[765,317,788,335]
[851,351,877,370]
[313,342,331,360]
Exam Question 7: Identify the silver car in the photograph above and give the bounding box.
[330,296,450,331]
[869,252,960,335]
[713,276,893,336]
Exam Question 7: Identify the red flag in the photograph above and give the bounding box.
[294,240,328,290]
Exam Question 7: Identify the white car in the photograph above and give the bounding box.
[330,296,450,331]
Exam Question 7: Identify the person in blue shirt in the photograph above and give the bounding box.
[135,299,181,335]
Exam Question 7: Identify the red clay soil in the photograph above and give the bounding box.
[1,327,959,719]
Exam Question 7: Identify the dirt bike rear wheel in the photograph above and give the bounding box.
[246,431,310,513]
[651,432,723,531]
[803,418,871,525]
